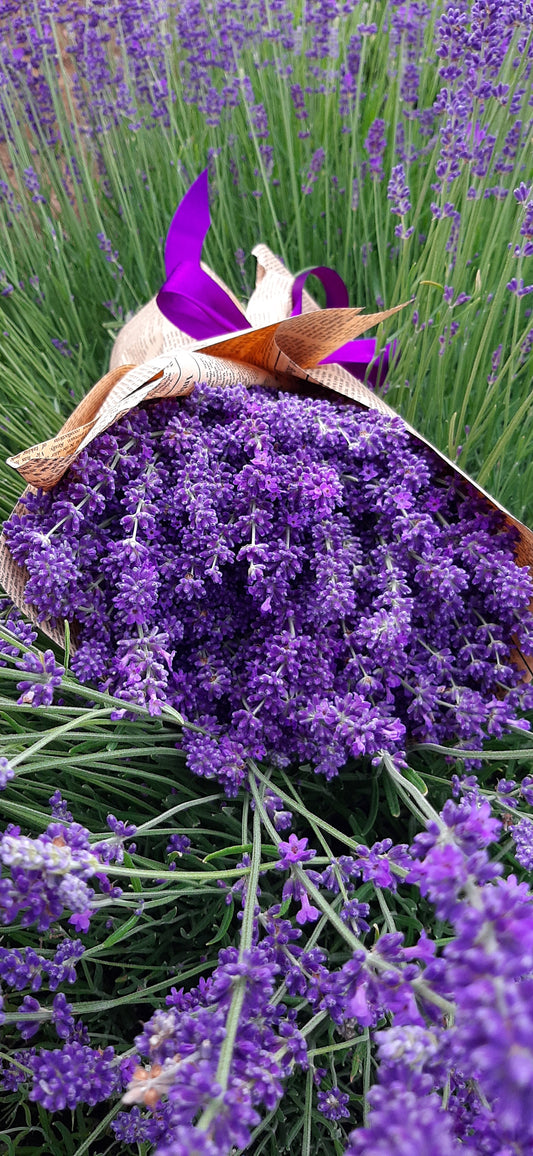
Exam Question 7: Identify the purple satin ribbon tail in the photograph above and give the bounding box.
[164,169,210,269]
[157,169,250,339]
[321,339,398,389]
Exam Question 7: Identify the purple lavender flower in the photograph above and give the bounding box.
[22,167,46,205]
[5,386,533,793]
[263,790,293,831]
[51,338,74,358]
[345,1083,459,1155]
[0,938,83,994]
[28,1043,122,1110]
[121,938,307,1150]
[507,278,533,297]
[50,992,75,1040]
[317,1085,350,1120]
[48,791,74,823]
[510,817,533,870]
[0,821,115,931]
[97,232,123,279]
[166,833,192,856]
[93,814,137,864]
[0,267,14,296]
[16,650,64,708]
[275,834,316,867]
[0,757,15,790]
[302,148,325,195]
[15,995,42,1041]
[364,118,387,180]
[387,164,411,217]
[514,183,531,205]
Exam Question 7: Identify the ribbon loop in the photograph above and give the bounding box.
[290,265,350,315]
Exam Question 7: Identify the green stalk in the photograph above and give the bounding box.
[9,709,110,769]
[196,783,264,1133]
[380,752,444,828]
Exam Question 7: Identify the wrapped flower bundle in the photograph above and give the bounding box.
[2,159,533,1156]
[4,383,533,792]
[3,170,533,788]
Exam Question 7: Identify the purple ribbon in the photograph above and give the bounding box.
[157,170,248,339]
[321,337,397,388]
[290,265,349,314]
[157,170,394,382]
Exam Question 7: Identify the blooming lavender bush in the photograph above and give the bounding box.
[0,1,532,518]
[5,385,533,790]
[2,666,533,1154]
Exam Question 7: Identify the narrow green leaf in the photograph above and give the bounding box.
[98,913,140,950]
[122,850,143,894]
[207,898,235,945]
[382,770,401,818]
[401,766,429,796]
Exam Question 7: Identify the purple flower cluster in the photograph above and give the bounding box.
[16,649,64,708]
[432,2,533,210]
[364,118,388,180]
[28,1042,128,1111]
[0,784,142,1113]
[112,942,307,1152]
[5,385,533,791]
[105,784,533,1154]
[0,594,68,711]
[387,163,414,239]
[0,0,174,143]
[0,819,120,932]
[1,721,533,1153]
[0,1040,133,1110]
[343,794,533,1153]
[0,937,84,994]
[0,0,435,157]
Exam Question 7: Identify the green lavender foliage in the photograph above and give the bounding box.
[1,621,533,1155]
[0,0,531,520]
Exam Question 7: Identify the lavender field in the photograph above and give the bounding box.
[1,2,533,1154]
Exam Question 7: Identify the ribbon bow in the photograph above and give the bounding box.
[156,170,395,386]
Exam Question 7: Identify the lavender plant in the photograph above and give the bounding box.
[0,0,532,516]
[2,634,533,1154]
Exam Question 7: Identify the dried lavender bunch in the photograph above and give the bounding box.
[4,384,533,790]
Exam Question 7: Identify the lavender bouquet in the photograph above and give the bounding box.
[3,383,533,785]
[1,371,533,1154]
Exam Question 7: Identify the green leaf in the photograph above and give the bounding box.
[207,898,235,944]
[382,770,401,818]
[203,843,252,862]
[98,913,140,950]
[63,620,70,672]
[402,766,429,796]
[122,850,143,893]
